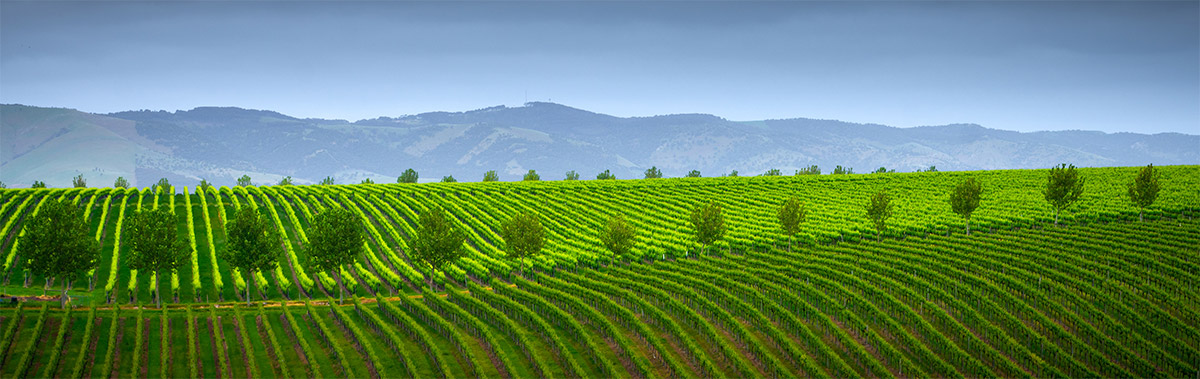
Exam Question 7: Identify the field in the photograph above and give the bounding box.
[0,165,1197,378]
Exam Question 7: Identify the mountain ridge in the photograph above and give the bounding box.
[1,102,1196,188]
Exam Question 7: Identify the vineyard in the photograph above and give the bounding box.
[0,165,1197,378]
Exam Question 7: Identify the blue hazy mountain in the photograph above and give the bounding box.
[2,102,1196,187]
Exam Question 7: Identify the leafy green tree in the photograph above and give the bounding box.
[0,181,6,189]
[114,177,129,188]
[686,170,701,178]
[927,165,938,173]
[237,175,253,186]
[73,174,87,188]
[398,168,419,183]
[408,207,466,291]
[125,208,188,307]
[644,166,663,179]
[866,189,893,241]
[599,215,637,263]
[596,169,616,180]
[32,180,46,188]
[833,166,854,175]
[777,196,806,251]
[762,169,782,176]
[483,170,500,182]
[320,176,335,185]
[1128,164,1159,222]
[795,165,820,175]
[441,175,457,183]
[198,178,214,192]
[564,170,580,181]
[523,170,540,181]
[873,167,894,174]
[221,207,284,305]
[727,170,738,177]
[500,212,545,275]
[305,208,364,304]
[360,177,375,184]
[1044,163,1086,226]
[278,176,294,186]
[154,178,171,193]
[690,200,727,254]
[18,199,100,308]
[950,178,983,236]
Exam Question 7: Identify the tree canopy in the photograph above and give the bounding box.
[18,199,100,308]
[501,212,545,274]
[1044,163,1085,226]
[125,208,188,307]
[690,200,727,253]
[441,175,457,183]
[596,169,616,180]
[950,178,983,235]
[221,207,284,304]
[408,207,466,290]
[236,175,253,186]
[1128,164,1160,222]
[278,176,294,186]
[777,196,806,250]
[114,177,130,188]
[523,170,541,181]
[565,170,580,181]
[483,170,499,182]
[762,169,782,176]
[644,166,663,179]
[398,169,419,183]
[600,214,637,262]
[866,189,893,240]
[305,208,364,303]
[686,170,701,178]
[795,165,820,175]
[72,174,87,188]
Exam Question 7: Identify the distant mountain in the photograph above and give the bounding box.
[2,102,1196,188]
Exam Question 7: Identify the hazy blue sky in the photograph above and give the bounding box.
[2,1,1197,134]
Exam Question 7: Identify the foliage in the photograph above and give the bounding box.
[523,169,541,181]
[1127,164,1160,221]
[644,166,663,179]
[833,165,854,175]
[727,170,739,177]
[125,208,188,306]
[408,206,466,290]
[72,174,87,188]
[600,214,637,261]
[221,207,284,304]
[360,177,375,184]
[866,189,893,240]
[198,178,214,191]
[686,170,701,178]
[927,165,938,172]
[795,165,820,175]
[565,170,580,181]
[442,175,457,183]
[874,167,895,174]
[398,168,419,183]
[950,178,983,235]
[596,169,616,180]
[1044,163,1086,226]
[777,196,806,249]
[483,170,499,182]
[501,212,545,273]
[278,176,294,186]
[17,199,99,307]
[114,176,129,188]
[320,176,336,185]
[690,200,726,251]
[152,178,171,193]
[31,180,46,188]
[237,174,253,186]
[762,168,782,176]
[0,181,5,189]
[305,208,364,303]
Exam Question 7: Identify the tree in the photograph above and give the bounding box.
[198,178,214,192]
[483,170,499,182]
[599,215,637,263]
[644,166,663,179]
[500,212,545,275]
[564,170,579,181]
[360,178,375,184]
[950,178,983,236]
[114,177,130,188]
[0,181,6,189]
[320,176,335,185]
[762,169,782,176]
[927,165,938,173]
[278,176,294,186]
[154,178,171,193]
[873,167,894,174]
[1128,164,1159,222]
[523,170,540,181]
[727,170,739,177]
[125,208,188,307]
[795,165,820,175]
[221,207,284,305]
[305,208,364,304]
[408,207,466,291]
[596,169,616,180]
[833,166,854,175]
[398,168,419,183]
[73,174,87,188]
[777,196,806,251]
[690,201,726,255]
[686,170,701,178]
[866,189,893,241]
[441,175,457,183]
[32,180,46,188]
[1044,163,1086,226]
[237,175,253,186]
[19,199,100,308]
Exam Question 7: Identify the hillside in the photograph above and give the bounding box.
[3,103,1197,187]
[0,166,1196,378]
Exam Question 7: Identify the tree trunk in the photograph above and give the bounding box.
[62,281,69,309]
[248,270,254,306]
[44,277,50,296]
[155,270,162,308]
[1054,210,1060,226]
[428,268,434,292]
[1139,210,1144,222]
[334,267,344,304]
[966,217,971,236]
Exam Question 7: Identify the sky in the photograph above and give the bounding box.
[1,1,1197,134]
